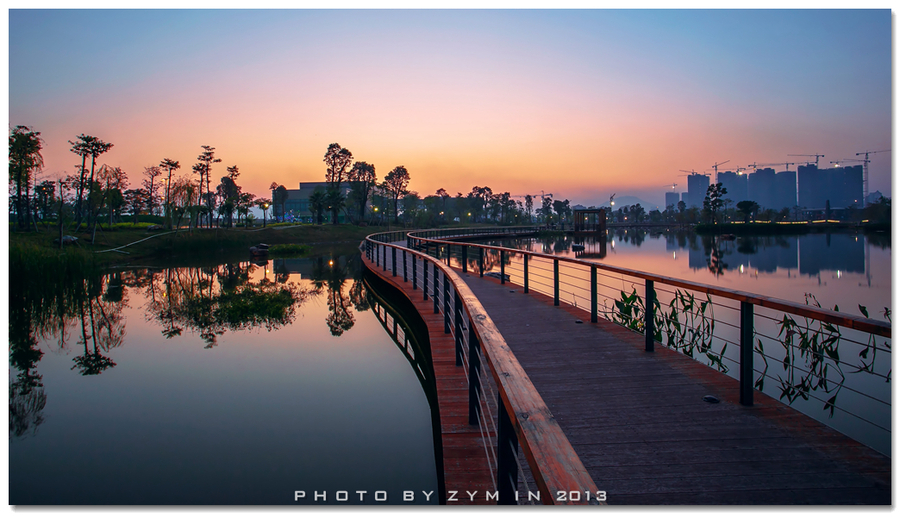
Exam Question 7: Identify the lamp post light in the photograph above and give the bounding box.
[263,203,269,227]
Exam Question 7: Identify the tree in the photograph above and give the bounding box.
[68,134,96,225]
[552,199,572,227]
[123,188,148,223]
[435,188,450,224]
[325,188,345,225]
[524,194,534,223]
[347,161,376,223]
[159,158,181,229]
[142,166,162,216]
[9,126,44,230]
[736,200,759,223]
[256,198,272,227]
[85,137,114,228]
[324,143,353,189]
[703,182,727,224]
[197,145,222,227]
[170,176,196,233]
[273,185,289,222]
[539,195,554,224]
[217,176,240,228]
[33,180,56,224]
[309,187,327,224]
[383,166,410,224]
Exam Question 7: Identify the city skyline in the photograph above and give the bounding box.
[8,9,892,209]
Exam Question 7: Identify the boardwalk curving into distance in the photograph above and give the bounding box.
[458,272,890,504]
[364,232,890,505]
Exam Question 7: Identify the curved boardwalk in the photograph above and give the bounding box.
[362,254,495,506]
[459,271,890,505]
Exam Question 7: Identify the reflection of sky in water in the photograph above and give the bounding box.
[500,232,890,317]
[9,261,438,505]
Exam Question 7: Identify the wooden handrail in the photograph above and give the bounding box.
[364,234,601,505]
[406,228,891,338]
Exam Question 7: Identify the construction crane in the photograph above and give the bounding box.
[788,153,825,167]
[678,169,708,176]
[754,162,796,172]
[855,149,890,201]
[829,159,864,167]
[710,160,730,182]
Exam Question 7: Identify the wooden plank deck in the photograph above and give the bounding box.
[362,254,495,505]
[458,271,891,505]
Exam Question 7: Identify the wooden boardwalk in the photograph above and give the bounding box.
[362,254,495,505]
[458,271,891,505]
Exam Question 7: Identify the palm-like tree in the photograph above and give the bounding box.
[325,188,345,225]
[9,126,44,230]
[159,158,181,229]
[309,188,327,224]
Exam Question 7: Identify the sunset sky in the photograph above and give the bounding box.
[8,9,893,209]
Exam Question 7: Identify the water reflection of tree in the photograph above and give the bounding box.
[72,274,126,375]
[143,262,310,348]
[9,265,128,436]
[311,257,356,336]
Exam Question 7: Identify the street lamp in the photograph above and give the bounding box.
[263,203,269,227]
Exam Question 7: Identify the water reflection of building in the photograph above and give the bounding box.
[679,233,863,277]
[799,234,864,275]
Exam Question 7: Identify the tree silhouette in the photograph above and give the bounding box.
[347,161,376,223]
[309,187,327,224]
[383,166,410,223]
[84,137,114,228]
[9,126,44,230]
[196,146,222,227]
[142,165,162,216]
[159,158,181,229]
[324,143,353,188]
[736,200,759,223]
[325,188,345,225]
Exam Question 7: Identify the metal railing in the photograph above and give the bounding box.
[402,227,892,455]
[365,230,601,505]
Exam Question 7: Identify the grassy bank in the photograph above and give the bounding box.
[9,224,384,267]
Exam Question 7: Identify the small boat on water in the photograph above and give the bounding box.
[250,243,270,255]
[572,244,585,252]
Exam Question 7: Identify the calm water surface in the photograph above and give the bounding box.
[471,230,891,456]
[9,254,439,505]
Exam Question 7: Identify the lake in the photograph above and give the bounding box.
[8,254,440,505]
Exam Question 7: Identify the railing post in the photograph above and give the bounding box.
[523,255,529,294]
[403,249,408,282]
[500,250,505,284]
[479,247,484,277]
[412,253,417,290]
[462,245,468,273]
[443,274,451,334]
[433,263,439,314]
[553,258,560,306]
[591,265,598,323]
[382,244,387,272]
[645,280,655,352]
[454,292,463,366]
[468,322,481,426]
[740,301,754,406]
[392,247,397,277]
[423,255,428,300]
[497,397,519,505]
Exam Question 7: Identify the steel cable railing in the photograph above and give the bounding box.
[402,227,891,453]
[365,233,600,506]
